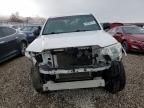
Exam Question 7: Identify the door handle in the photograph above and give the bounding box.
[0,41,5,44]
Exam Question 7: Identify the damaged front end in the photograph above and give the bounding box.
[25,43,122,82]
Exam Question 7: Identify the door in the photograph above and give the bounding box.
[3,27,18,55]
[0,27,17,60]
[0,27,9,60]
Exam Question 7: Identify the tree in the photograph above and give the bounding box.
[9,12,23,22]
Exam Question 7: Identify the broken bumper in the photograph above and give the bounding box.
[38,65,110,91]
[39,65,111,75]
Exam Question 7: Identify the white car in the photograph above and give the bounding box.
[25,14,126,93]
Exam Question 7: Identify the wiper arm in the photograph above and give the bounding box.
[48,31,67,34]
[48,32,57,34]
[74,29,87,32]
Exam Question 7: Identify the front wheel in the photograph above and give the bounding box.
[31,66,44,93]
[104,61,126,94]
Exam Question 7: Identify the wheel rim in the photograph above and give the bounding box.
[21,43,27,55]
[122,42,128,51]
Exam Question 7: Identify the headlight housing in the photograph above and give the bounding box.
[101,43,122,60]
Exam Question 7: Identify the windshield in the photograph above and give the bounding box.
[42,15,101,35]
[123,27,144,34]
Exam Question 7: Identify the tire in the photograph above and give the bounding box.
[31,66,44,93]
[104,61,126,94]
[20,42,27,55]
[122,41,129,52]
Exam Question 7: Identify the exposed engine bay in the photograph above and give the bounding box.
[25,42,123,84]
[53,47,93,67]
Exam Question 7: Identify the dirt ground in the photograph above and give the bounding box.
[0,53,144,108]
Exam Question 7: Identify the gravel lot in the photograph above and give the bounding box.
[0,53,144,108]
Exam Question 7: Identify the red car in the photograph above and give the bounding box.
[108,26,144,52]
[110,23,124,29]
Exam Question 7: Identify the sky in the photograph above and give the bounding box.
[0,0,144,22]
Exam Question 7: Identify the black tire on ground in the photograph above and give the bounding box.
[20,42,27,55]
[104,61,126,94]
[122,41,129,52]
[31,66,44,93]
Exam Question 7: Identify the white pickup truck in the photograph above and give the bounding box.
[25,14,126,93]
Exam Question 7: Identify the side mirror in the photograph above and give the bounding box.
[102,23,111,30]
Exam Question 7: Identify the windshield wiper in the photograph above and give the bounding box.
[48,32,57,34]
[74,29,87,32]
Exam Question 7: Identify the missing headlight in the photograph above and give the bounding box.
[35,54,43,63]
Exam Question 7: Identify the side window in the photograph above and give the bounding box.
[108,28,117,35]
[116,27,123,33]
[0,27,16,38]
[113,28,117,33]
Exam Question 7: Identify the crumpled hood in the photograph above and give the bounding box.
[26,30,118,52]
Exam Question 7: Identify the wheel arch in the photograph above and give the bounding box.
[20,39,28,46]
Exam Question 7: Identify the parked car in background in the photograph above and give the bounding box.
[25,14,126,94]
[110,23,124,29]
[102,23,124,31]
[20,25,42,43]
[108,26,144,52]
[0,26,28,63]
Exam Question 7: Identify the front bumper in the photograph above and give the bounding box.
[38,64,110,84]
[34,61,122,91]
